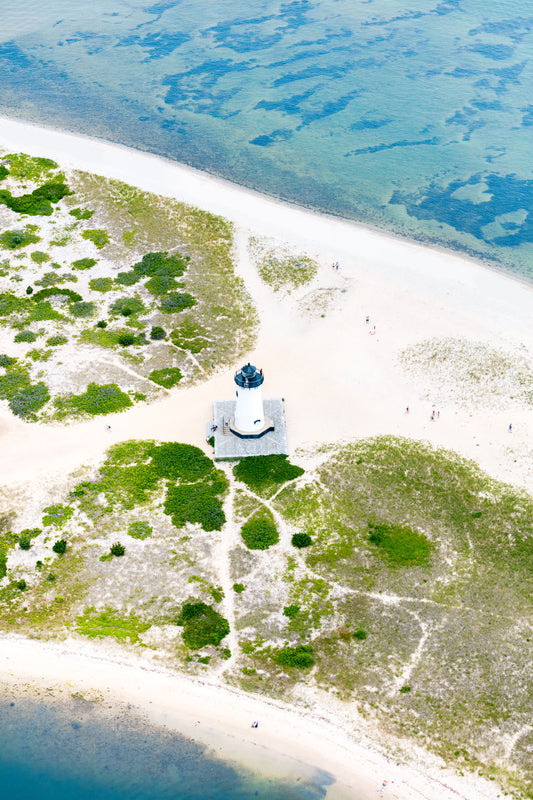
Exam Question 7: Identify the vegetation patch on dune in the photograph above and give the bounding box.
[249,236,318,293]
[0,152,257,421]
[400,337,533,407]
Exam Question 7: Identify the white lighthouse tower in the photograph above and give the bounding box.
[230,363,274,439]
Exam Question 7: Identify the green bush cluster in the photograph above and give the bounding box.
[149,367,182,388]
[70,301,96,318]
[275,644,315,669]
[240,517,279,550]
[0,180,70,216]
[0,359,50,418]
[46,335,68,346]
[2,154,59,181]
[69,207,94,220]
[52,539,67,554]
[150,326,166,340]
[233,455,304,492]
[72,441,227,533]
[89,277,113,292]
[72,257,97,270]
[81,229,109,249]
[128,521,152,539]
[116,251,189,287]
[367,522,434,566]
[160,292,196,313]
[54,383,133,418]
[176,601,230,649]
[42,504,73,528]
[14,330,37,343]
[32,287,82,303]
[0,228,40,250]
[31,251,50,264]
[292,533,312,548]
[283,604,300,618]
[110,297,145,317]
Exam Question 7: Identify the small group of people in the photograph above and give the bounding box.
[331,261,339,270]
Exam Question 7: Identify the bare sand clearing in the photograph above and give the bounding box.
[0,115,530,798]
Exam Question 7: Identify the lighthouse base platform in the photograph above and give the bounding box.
[212,398,287,461]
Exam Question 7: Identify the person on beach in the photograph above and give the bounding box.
[405,406,409,414]
[509,423,512,432]
[365,315,369,324]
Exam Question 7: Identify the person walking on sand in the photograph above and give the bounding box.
[405,406,409,414]
[509,423,513,432]
[365,315,370,324]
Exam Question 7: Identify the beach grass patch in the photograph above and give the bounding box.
[72,257,97,271]
[0,228,40,250]
[30,250,50,264]
[110,296,145,317]
[54,382,133,418]
[70,300,96,318]
[3,154,59,182]
[159,292,196,313]
[76,607,150,644]
[46,335,68,346]
[81,229,109,249]
[367,522,434,566]
[89,277,113,292]
[14,330,37,343]
[69,207,94,220]
[176,601,230,649]
[149,367,182,388]
[128,521,152,540]
[42,504,73,528]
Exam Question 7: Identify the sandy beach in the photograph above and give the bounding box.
[0,115,531,798]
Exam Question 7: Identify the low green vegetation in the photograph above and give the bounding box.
[233,455,304,495]
[292,532,312,548]
[72,257,97,270]
[241,517,279,550]
[0,227,40,250]
[81,228,109,249]
[148,367,182,388]
[54,383,132,418]
[274,644,315,668]
[249,236,318,292]
[177,601,230,649]
[42,504,73,528]
[127,521,152,539]
[76,607,150,644]
[367,522,433,566]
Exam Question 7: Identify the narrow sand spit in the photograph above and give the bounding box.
[0,116,530,799]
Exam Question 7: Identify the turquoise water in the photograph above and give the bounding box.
[0,695,334,798]
[0,1,532,277]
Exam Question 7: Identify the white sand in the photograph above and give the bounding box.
[0,115,530,798]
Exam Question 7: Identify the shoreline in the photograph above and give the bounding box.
[0,112,528,292]
[0,635,501,800]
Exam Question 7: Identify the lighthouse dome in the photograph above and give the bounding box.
[235,362,264,388]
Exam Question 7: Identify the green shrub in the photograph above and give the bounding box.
[164,483,226,531]
[72,257,97,270]
[150,442,215,482]
[14,330,37,343]
[16,579,26,591]
[117,333,135,347]
[18,532,32,550]
[0,165,8,180]
[42,504,73,528]
[46,572,56,582]
[110,297,145,317]
[367,522,434,566]
[31,250,50,264]
[96,320,107,329]
[9,382,49,418]
[283,604,300,618]
[233,455,304,492]
[54,383,133,418]
[149,367,182,388]
[145,274,179,295]
[240,518,279,550]
[128,521,152,539]
[81,229,109,249]
[115,270,141,286]
[233,583,246,593]
[46,335,68,346]
[353,628,367,640]
[110,541,125,557]
[69,207,94,220]
[32,287,82,303]
[0,355,16,367]
[150,326,166,340]
[132,251,189,279]
[70,301,95,318]
[160,292,196,313]
[0,228,40,249]
[176,602,230,649]
[292,532,312,548]
[89,277,113,292]
[52,539,67,554]
[275,644,315,669]
[400,685,411,693]
[32,181,70,203]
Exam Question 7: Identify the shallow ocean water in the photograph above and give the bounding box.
[0,1,532,277]
[0,696,334,798]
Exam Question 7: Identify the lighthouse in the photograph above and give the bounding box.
[230,363,274,439]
